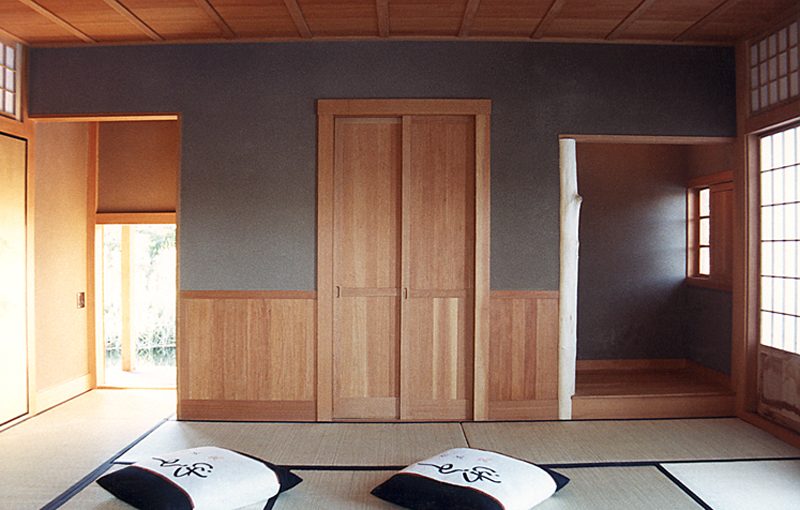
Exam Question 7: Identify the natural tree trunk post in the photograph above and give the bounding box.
[559,138,582,419]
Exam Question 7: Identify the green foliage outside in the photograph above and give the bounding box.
[104,224,176,370]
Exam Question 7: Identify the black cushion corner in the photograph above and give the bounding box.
[97,466,193,510]
[371,473,504,510]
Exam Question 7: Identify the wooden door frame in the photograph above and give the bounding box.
[316,99,491,421]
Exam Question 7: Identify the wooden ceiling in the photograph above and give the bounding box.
[0,0,796,47]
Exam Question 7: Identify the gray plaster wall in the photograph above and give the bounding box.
[685,286,732,374]
[576,144,689,360]
[28,42,736,291]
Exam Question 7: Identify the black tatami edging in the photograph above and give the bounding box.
[655,464,715,510]
[41,416,171,510]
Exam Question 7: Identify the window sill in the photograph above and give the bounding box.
[686,277,731,292]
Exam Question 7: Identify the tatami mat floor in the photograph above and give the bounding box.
[4,390,800,509]
[0,389,175,510]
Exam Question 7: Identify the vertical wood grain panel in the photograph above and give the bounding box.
[399,116,412,420]
[317,113,334,421]
[473,113,491,420]
[178,293,316,421]
[403,115,475,420]
[406,115,475,291]
[535,297,559,400]
[333,118,401,419]
[88,123,101,388]
[334,297,399,418]
[488,291,559,420]
[404,296,472,420]
[711,183,733,285]
[333,118,401,288]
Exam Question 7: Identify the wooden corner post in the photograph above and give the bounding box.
[559,138,581,419]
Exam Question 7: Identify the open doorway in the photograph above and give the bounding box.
[98,223,176,388]
[559,136,737,419]
[89,118,180,390]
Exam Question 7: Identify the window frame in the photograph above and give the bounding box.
[687,170,734,290]
[758,123,800,355]
[0,39,21,121]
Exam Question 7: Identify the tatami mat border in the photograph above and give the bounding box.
[42,417,170,510]
[654,465,714,510]
[166,415,736,425]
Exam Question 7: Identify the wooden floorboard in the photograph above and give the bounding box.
[575,367,731,397]
[573,365,735,419]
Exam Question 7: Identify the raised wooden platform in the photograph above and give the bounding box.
[572,359,735,419]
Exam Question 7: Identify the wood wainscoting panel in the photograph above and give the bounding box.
[178,292,316,421]
[488,291,559,420]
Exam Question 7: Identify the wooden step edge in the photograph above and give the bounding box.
[576,359,688,372]
[573,390,736,400]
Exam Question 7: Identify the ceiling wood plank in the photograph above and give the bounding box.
[376,0,390,37]
[193,0,236,39]
[15,0,95,43]
[283,0,312,38]
[674,0,741,42]
[458,0,482,37]
[530,0,567,39]
[742,1,800,42]
[0,26,28,45]
[606,0,658,40]
[99,0,163,41]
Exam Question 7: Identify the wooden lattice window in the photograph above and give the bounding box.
[0,41,19,119]
[749,18,799,114]
[760,124,800,354]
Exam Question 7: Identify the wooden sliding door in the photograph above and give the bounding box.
[402,116,475,420]
[333,118,402,419]
[319,99,490,422]
[0,133,28,425]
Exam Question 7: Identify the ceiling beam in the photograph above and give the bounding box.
[283,0,312,38]
[531,0,567,39]
[376,0,390,37]
[194,0,236,39]
[100,0,163,41]
[15,0,95,43]
[674,0,740,42]
[606,0,658,40]
[458,0,482,37]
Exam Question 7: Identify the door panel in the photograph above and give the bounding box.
[402,115,475,420]
[0,133,28,425]
[334,294,400,419]
[403,295,473,420]
[405,116,475,291]
[333,118,401,419]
